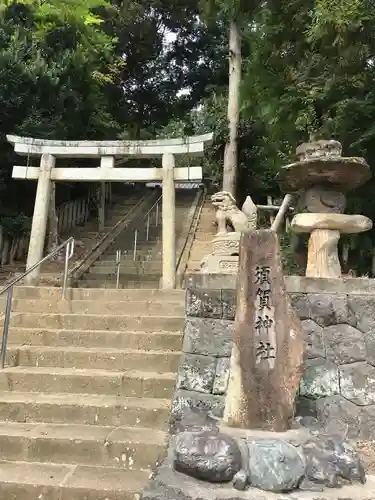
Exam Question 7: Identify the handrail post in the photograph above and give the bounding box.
[133,230,138,261]
[115,249,121,289]
[62,239,75,299]
[146,214,150,241]
[1,287,13,369]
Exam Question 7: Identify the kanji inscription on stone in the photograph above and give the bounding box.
[223,229,305,432]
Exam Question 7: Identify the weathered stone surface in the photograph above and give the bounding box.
[219,424,313,448]
[211,191,257,235]
[222,289,236,320]
[186,288,223,318]
[211,233,241,256]
[365,329,375,367]
[183,317,233,357]
[348,295,375,333]
[291,213,372,234]
[301,186,346,214]
[171,390,224,434]
[359,405,375,440]
[223,230,304,431]
[300,359,340,399]
[290,293,310,320]
[185,289,203,317]
[247,439,305,492]
[213,357,230,395]
[324,324,366,364]
[340,362,375,405]
[305,228,341,279]
[277,156,371,193]
[142,464,375,500]
[296,140,343,160]
[316,395,361,439]
[202,290,223,318]
[302,320,325,359]
[177,354,217,394]
[301,436,366,487]
[172,407,218,434]
[174,431,242,482]
[308,294,356,327]
[201,255,239,274]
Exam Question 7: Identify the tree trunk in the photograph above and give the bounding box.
[222,19,241,196]
[47,181,59,255]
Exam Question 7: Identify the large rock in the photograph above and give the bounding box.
[170,390,224,434]
[300,358,340,399]
[183,317,233,357]
[213,357,230,395]
[316,395,361,440]
[340,362,375,405]
[324,324,366,364]
[177,354,217,394]
[301,436,366,487]
[247,439,305,492]
[308,293,355,327]
[223,230,305,431]
[301,319,325,359]
[173,430,242,482]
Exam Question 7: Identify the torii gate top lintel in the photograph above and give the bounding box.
[7,133,213,288]
[6,133,213,158]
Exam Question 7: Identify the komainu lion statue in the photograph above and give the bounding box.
[211,191,257,235]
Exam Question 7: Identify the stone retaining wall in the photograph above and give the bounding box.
[172,274,375,439]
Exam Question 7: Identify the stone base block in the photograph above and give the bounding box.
[201,255,239,274]
[211,233,241,256]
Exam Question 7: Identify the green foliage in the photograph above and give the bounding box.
[240,0,375,273]
[0,214,30,236]
[279,232,304,276]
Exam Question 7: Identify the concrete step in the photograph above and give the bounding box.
[8,298,184,316]
[7,328,182,351]
[7,313,183,331]
[12,286,184,302]
[0,420,166,469]
[0,461,150,500]
[0,366,176,398]
[6,345,181,372]
[78,279,160,289]
[80,273,161,283]
[94,258,158,266]
[0,392,171,429]
[89,266,162,275]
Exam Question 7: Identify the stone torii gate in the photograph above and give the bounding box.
[7,133,213,288]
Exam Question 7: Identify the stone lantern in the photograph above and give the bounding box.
[277,140,372,278]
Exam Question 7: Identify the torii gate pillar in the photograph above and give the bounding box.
[162,153,176,289]
[25,154,54,285]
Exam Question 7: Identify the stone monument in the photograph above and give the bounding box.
[277,140,372,278]
[223,229,304,431]
[200,191,257,273]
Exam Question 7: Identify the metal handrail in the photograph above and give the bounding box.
[68,192,153,282]
[176,186,206,285]
[114,193,162,288]
[0,236,75,368]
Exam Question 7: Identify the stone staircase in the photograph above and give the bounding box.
[0,285,184,499]
[186,198,216,272]
[82,189,199,288]
[1,187,151,288]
